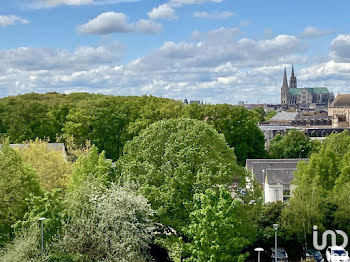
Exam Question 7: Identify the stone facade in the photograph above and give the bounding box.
[329,94,350,128]
[281,66,334,109]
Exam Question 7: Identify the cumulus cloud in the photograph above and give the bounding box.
[148,4,177,20]
[0,15,29,27]
[77,12,162,35]
[193,10,234,19]
[299,26,334,38]
[330,34,350,62]
[78,12,134,34]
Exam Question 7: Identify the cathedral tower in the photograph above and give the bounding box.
[289,65,297,89]
[281,68,289,108]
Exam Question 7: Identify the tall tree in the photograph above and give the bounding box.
[117,118,243,233]
[0,143,42,246]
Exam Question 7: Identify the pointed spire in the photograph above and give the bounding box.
[291,64,295,77]
[282,67,288,88]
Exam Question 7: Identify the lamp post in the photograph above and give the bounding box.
[255,247,264,262]
[38,217,46,256]
[273,224,279,262]
[299,149,305,159]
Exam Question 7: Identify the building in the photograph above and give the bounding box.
[328,94,350,128]
[246,158,308,203]
[281,66,334,110]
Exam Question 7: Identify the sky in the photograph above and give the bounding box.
[1,0,350,104]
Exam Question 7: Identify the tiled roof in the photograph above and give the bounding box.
[330,94,350,107]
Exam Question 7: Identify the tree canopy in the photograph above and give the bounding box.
[117,118,243,232]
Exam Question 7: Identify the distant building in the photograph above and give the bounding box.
[281,66,334,109]
[329,94,350,128]
[183,99,202,105]
[246,158,308,203]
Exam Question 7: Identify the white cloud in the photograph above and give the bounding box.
[330,34,350,62]
[77,12,134,34]
[78,12,163,35]
[148,4,177,20]
[136,19,163,34]
[299,26,334,38]
[193,10,234,19]
[0,15,29,27]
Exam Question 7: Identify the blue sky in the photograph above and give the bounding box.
[1,0,350,104]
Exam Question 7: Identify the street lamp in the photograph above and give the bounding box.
[255,247,264,262]
[273,224,279,262]
[299,149,305,159]
[38,217,46,256]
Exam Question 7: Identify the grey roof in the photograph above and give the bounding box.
[330,94,350,107]
[270,112,300,122]
[246,158,308,184]
[266,168,296,185]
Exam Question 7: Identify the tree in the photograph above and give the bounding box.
[0,143,42,246]
[16,139,72,191]
[68,145,114,191]
[57,183,154,262]
[117,118,243,233]
[201,105,266,165]
[185,187,256,262]
[269,129,319,159]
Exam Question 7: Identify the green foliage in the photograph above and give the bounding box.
[281,130,350,247]
[198,105,266,165]
[185,186,256,262]
[251,107,266,122]
[0,227,45,262]
[0,143,42,246]
[118,118,243,233]
[265,110,277,121]
[17,139,72,191]
[57,183,154,262]
[14,189,65,245]
[269,129,319,159]
[68,145,114,191]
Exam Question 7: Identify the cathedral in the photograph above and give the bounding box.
[281,66,334,109]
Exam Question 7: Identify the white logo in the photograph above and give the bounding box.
[313,225,348,250]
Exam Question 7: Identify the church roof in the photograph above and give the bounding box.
[288,87,330,95]
[330,94,350,107]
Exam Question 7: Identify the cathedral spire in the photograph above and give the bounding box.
[289,64,297,89]
[282,67,288,88]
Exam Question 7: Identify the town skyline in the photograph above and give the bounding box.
[1,0,350,104]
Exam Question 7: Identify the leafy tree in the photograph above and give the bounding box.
[0,227,45,262]
[117,118,243,233]
[269,129,319,159]
[251,107,266,122]
[68,145,114,191]
[17,139,72,191]
[202,105,266,165]
[0,143,42,246]
[57,183,154,262]
[185,186,256,262]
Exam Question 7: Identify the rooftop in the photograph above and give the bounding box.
[270,112,300,121]
[289,87,330,95]
[330,94,350,107]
